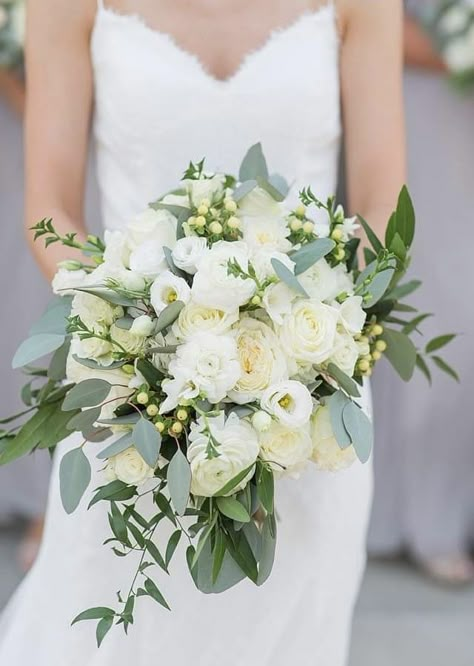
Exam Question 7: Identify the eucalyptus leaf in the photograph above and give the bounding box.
[257,516,277,586]
[256,464,274,514]
[0,403,57,465]
[155,301,185,333]
[167,447,192,516]
[341,401,373,463]
[29,297,72,336]
[12,333,65,369]
[97,432,133,460]
[425,334,457,354]
[48,337,71,381]
[239,143,269,182]
[59,446,91,514]
[256,177,286,202]
[98,413,141,427]
[233,179,258,202]
[216,496,251,523]
[328,391,352,449]
[357,214,383,254]
[71,355,127,371]
[431,355,459,382]
[215,463,255,497]
[163,246,188,279]
[72,286,136,307]
[326,363,361,398]
[62,379,112,411]
[387,280,422,301]
[66,407,101,433]
[136,358,163,388]
[132,418,161,468]
[114,317,134,330]
[194,539,246,594]
[271,258,309,297]
[381,328,417,382]
[268,172,290,197]
[291,238,336,275]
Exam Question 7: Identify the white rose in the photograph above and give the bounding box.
[191,241,256,312]
[300,258,341,303]
[444,26,474,72]
[172,300,238,341]
[129,240,168,279]
[160,332,240,412]
[311,404,356,471]
[251,249,295,282]
[279,300,339,365]
[228,318,288,404]
[337,296,366,335]
[260,380,313,428]
[106,447,155,485]
[329,332,360,378]
[110,324,147,356]
[52,268,88,296]
[187,412,259,497]
[74,326,113,365]
[150,271,191,314]
[126,207,177,251]
[71,291,117,328]
[183,174,226,206]
[172,236,208,274]
[130,315,155,337]
[259,421,312,478]
[262,282,295,326]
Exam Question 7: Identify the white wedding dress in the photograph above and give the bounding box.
[0,3,373,664]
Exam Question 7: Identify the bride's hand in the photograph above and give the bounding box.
[0,69,25,117]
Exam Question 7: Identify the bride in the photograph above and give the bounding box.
[0,1,405,664]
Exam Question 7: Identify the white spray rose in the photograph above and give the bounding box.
[126,207,177,250]
[260,380,313,428]
[337,296,366,336]
[259,421,312,478]
[160,332,240,412]
[172,300,238,341]
[106,447,155,485]
[172,236,208,274]
[329,332,360,378]
[279,300,339,365]
[52,268,88,296]
[252,410,273,432]
[191,241,256,312]
[311,405,356,471]
[228,318,288,404]
[187,412,259,497]
[150,271,191,314]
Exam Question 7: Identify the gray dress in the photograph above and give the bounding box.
[369,66,474,558]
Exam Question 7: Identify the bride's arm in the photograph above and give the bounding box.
[339,0,406,240]
[25,0,96,281]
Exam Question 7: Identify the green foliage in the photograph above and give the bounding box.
[59,446,92,514]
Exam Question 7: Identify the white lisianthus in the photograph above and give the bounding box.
[251,249,295,282]
[172,300,238,341]
[150,271,191,314]
[191,241,256,312]
[187,412,259,497]
[337,296,366,335]
[279,300,339,365]
[105,447,155,485]
[258,421,313,478]
[129,240,168,279]
[328,332,360,378]
[160,332,240,412]
[52,268,88,296]
[262,282,295,325]
[183,174,225,206]
[172,236,208,274]
[260,380,313,428]
[311,405,356,471]
[300,258,341,303]
[444,26,474,72]
[130,315,155,337]
[228,318,288,404]
[110,324,147,356]
[126,207,177,251]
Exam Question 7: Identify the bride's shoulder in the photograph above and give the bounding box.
[336,0,403,39]
[28,0,98,34]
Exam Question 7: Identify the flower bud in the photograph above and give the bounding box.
[199,198,211,208]
[331,227,343,242]
[195,216,206,228]
[197,204,209,216]
[171,421,184,435]
[375,340,387,352]
[290,217,303,232]
[334,247,345,261]
[187,216,197,226]
[227,216,240,229]
[209,221,223,235]
[155,421,165,433]
[225,199,237,213]
[371,350,382,361]
[295,204,306,218]
[252,410,272,432]
[303,221,314,234]
[334,204,345,223]
[130,315,155,337]
[372,324,384,336]
[122,364,135,375]
[358,359,371,373]
[176,409,188,422]
[146,404,159,417]
[251,294,262,306]
[136,392,149,405]
[57,259,83,271]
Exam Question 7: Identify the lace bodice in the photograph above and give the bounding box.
[91,2,341,230]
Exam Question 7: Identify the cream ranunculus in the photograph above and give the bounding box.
[328,332,360,378]
[279,299,339,365]
[258,421,313,478]
[187,412,259,497]
[191,241,256,312]
[172,300,238,341]
[150,271,191,314]
[172,236,208,274]
[52,268,88,296]
[310,404,356,471]
[126,207,178,251]
[228,318,288,404]
[106,447,155,485]
[337,296,366,335]
[260,380,313,428]
[160,332,240,412]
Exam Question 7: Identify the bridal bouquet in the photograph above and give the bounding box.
[0,0,24,69]
[423,0,474,90]
[0,145,456,645]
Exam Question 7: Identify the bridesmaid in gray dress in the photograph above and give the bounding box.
[369,1,474,583]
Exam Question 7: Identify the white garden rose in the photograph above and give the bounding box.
[260,380,313,428]
[262,282,295,325]
[71,291,117,328]
[160,332,240,412]
[310,404,356,471]
[74,326,113,365]
[52,268,88,296]
[187,412,259,497]
[126,207,177,250]
[106,447,155,485]
[172,236,208,274]
[172,300,238,341]
[129,240,168,279]
[228,318,288,404]
[279,300,339,365]
[259,421,312,478]
[150,271,191,314]
[110,323,147,356]
[191,241,256,312]
[183,174,225,206]
[337,296,366,335]
[328,332,360,378]
[300,258,341,303]
[130,315,155,337]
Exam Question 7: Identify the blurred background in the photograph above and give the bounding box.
[0,2,473,664]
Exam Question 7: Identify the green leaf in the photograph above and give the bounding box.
[257,515,277,586]
[154,301,185,334]
[59,446,92,514]
[132,418,161,468]
[72,607,115,625]
[216,496,251,523]
[192,515,218,567]
[212,529,226,584]
[144,578,170,610]
[67,407,102,433]
[256,177,286,202]
[114,316,134,330]
[165,530,182,567]
[387,280,422,300]
[403,313,433,335]
[215,463,255,497]
[328,390,352,449]
[48,337,71,381]
[98,413,141,427]
[146,539,168,573]
[431,355,460,382]
[239,143,269,182]
[88,480,137,508]
[357,261,396,308]
[394,185,415,248]
[0,403,57,465]
[256,464,274,514]
[381,328,417,382]
[268,173,290,197]
[233,179,258,202]
[225,531,258,583]
[109,501,128,543]
[97,432,133,460]
[425,334,457,354]
[167,447,191,516]
[39,407,81,449]
[389,232,407,262]
[416,354,432,384]
[291,238,336,275]
[342,401,373,463]
[271,258,309,297]
[29,297,72,336]
[363,247,378,266]
[71,355,127,371]
[326,363,361,398]
[357,214,384,254]
[163,246,188,280]
[155,493,177,525]
[62,379,111,411]
[12,334,66,369]
[96,616,114,647]
[72,287,135,307]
